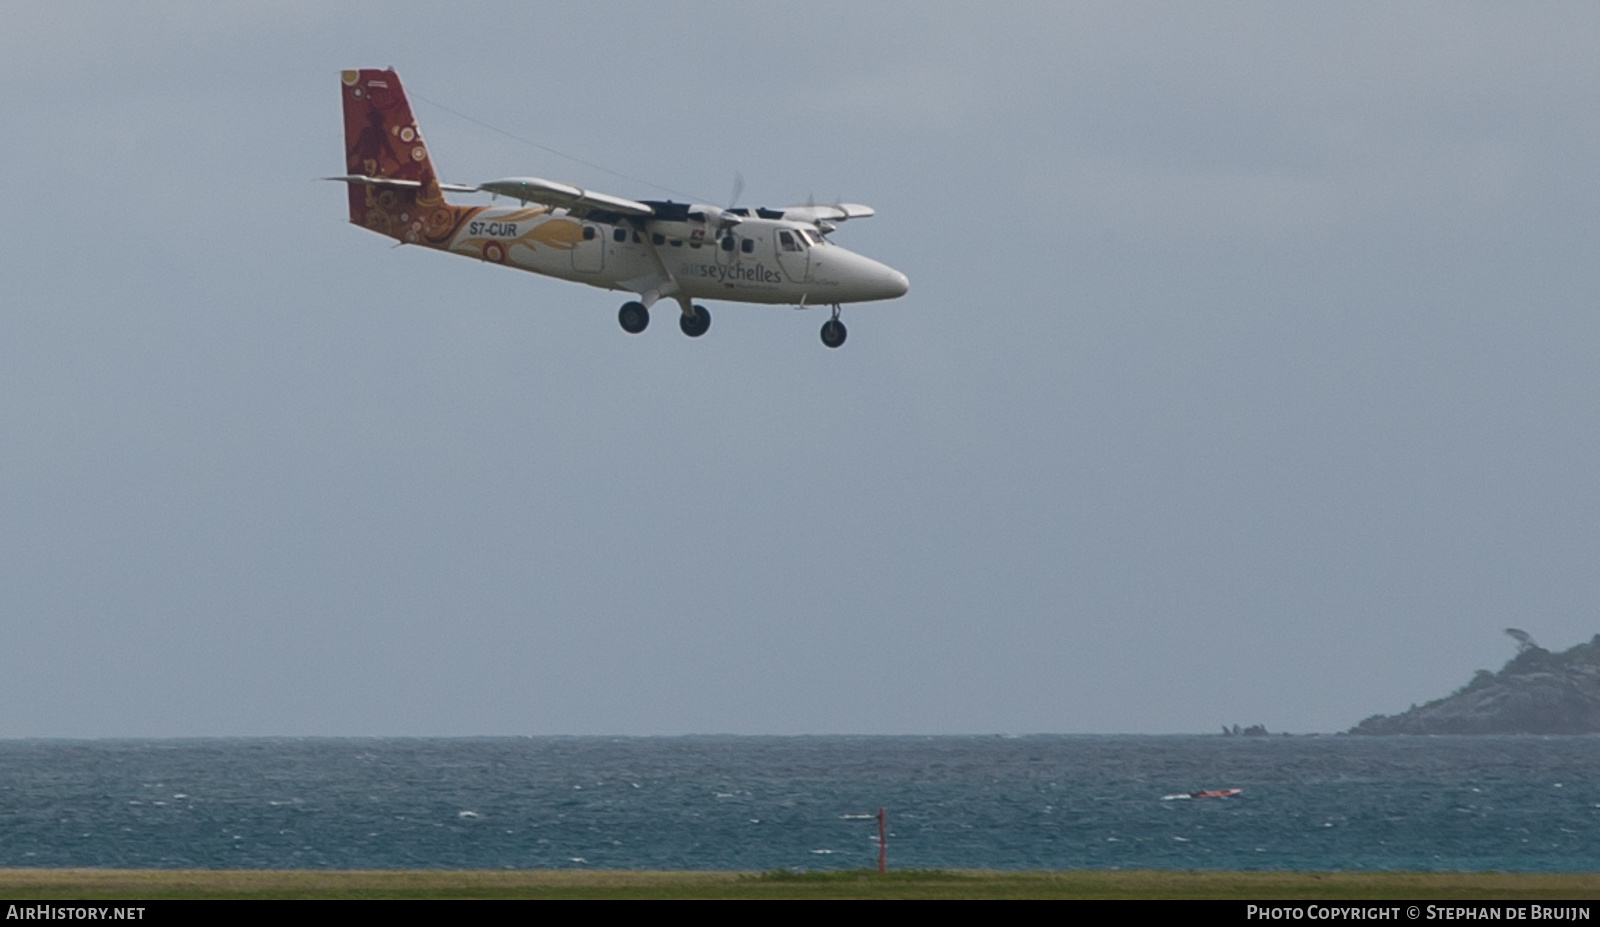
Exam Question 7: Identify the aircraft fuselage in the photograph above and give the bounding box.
[434,204,909,306]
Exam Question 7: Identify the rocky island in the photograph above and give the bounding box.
[1350,630,1600,735]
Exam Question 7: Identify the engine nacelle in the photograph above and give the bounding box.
[645,205,741,244]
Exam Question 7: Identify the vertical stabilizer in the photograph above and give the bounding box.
[340,68,474,244]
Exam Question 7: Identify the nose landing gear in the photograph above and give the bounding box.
[820,304,847,348]
[618,301,649,334]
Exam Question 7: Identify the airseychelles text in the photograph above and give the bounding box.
[680,262,782,285]
[1246,907,1590,921]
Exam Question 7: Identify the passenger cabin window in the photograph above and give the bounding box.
[613,228,627,243]
[582,226,596,241]
[741,239,754,254]
[720,236,734,252]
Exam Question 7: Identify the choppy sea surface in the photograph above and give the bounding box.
[1,736,1597,871]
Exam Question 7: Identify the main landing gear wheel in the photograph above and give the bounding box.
[820,318,848,348]
[679,304,711,338]
[618,301,649,334]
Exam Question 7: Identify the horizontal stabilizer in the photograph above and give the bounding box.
[327,175,477,193]
[477,177,655,217]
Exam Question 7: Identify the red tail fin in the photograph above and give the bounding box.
[340,68,456,240]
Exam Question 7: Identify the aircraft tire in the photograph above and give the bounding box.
[680,304,711,338]
[820,318,848,348]
[619,301,649,334]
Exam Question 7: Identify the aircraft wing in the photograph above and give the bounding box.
[476,177,654,218]
[781,203,876,224]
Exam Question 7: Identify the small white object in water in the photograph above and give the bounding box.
[458,810,479,819]
[811,848,834,855]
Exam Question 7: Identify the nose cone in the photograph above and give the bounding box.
[824,248,910,302]
[864,259,909,300]
[857,256,910,301]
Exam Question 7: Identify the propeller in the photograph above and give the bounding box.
[691,170,745,241]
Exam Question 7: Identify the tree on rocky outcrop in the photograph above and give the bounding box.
[1504,628,1539,653]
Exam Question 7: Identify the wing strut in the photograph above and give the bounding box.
[619,225,686,313]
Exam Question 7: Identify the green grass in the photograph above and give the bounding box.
[1,869,1598,900]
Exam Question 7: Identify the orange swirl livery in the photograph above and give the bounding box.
[331,68,908,348]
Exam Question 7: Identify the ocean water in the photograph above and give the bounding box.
[0,736,1596,871]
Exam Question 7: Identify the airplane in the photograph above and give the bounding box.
[330,68,909,348]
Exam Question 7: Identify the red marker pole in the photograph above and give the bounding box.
[877,807,887,873]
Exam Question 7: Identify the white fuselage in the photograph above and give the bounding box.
[443,205,909,307]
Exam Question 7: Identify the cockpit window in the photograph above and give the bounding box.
[778,230,803,252]
[800,229,823,246]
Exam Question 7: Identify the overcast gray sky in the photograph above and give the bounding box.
[3,2,1598,736]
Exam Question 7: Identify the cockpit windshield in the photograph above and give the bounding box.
[780,228,824,251]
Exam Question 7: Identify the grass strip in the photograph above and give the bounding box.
[0,869,1597,900]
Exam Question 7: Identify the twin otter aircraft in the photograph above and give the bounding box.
[332,68,908,347]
